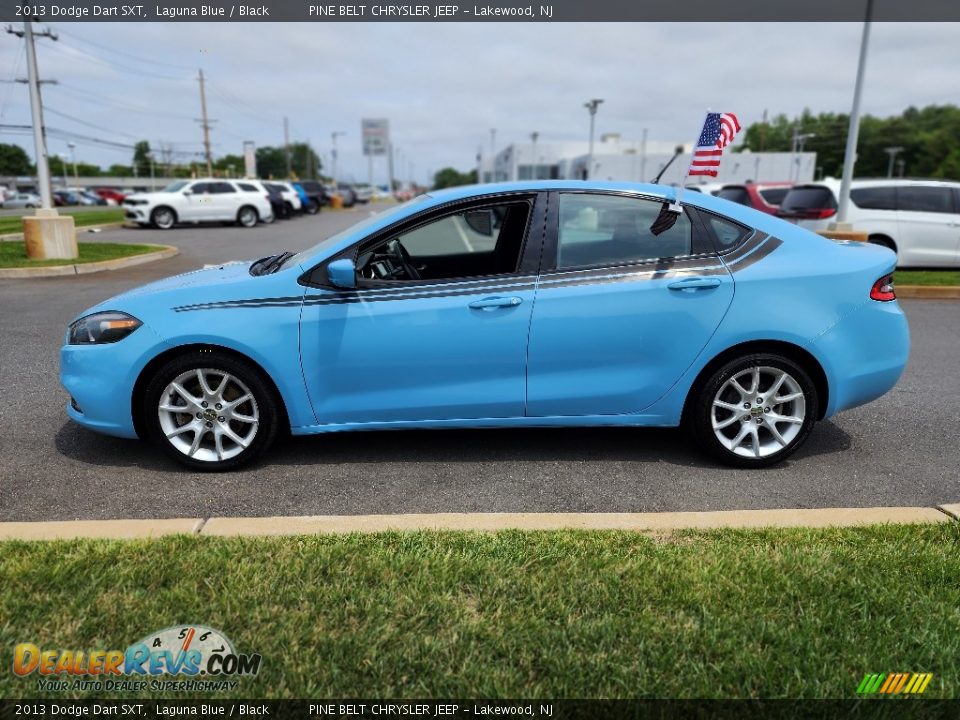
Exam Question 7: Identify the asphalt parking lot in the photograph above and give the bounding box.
[1,209,958,522]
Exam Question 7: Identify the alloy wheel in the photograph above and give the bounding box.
[157,368,259,462]
[710,365,806,458]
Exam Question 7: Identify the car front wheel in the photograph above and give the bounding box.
[144,351,280,471]
[688,353,818,468]
[151,207,176,230]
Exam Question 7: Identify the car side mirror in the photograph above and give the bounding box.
[183,190,192,195]
[327,258,357,289]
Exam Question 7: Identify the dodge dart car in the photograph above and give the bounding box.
[61,181,909,471]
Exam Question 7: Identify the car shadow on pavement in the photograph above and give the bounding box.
[55,420,851,472]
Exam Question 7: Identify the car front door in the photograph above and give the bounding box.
[896,185,960,266]
[526,191,735,417]
[209,181,241,220]
[299,193,544,425]
[183,182,217,222]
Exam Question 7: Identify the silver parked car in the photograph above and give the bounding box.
[5,192,42,209]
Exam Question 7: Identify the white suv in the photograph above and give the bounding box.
[122,179,273,229]
[778,178,960,267]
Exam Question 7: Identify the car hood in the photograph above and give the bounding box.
[74,260,302,322]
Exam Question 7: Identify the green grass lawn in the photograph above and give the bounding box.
[0,240,163,268]
[895,270,960,286]
[2,525,958,699]
[0,208,124,236]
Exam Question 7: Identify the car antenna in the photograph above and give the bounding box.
[651,145,685,184]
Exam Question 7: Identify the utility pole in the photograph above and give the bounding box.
[283,117,291,177]
[584,98,603,180]
[8,20,57,209]
[197,69,213,177]
[476,146,482,185]
[640,127,648,182]
[67,142,77,182]
[388,141,395,192]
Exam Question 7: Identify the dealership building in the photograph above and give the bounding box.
[482,133,816,186]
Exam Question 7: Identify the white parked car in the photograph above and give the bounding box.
[122,179,273,229]
[778,178,960,267]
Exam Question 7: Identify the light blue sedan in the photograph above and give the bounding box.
[60,181,909,470]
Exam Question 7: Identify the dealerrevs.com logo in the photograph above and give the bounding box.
[13,625,261,693]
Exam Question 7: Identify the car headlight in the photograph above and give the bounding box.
[68,311,142,345]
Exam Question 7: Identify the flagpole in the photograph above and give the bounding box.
[674,110,710,210]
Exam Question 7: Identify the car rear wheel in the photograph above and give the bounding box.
[237,205,258,228]
[144,351,280,471]
[868,235,897,253]
[688,353,818,468]
[151,207,176,230]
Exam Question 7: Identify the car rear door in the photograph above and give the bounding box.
[299,193,546,424]
[526,191,734,417]
[895,184,960,266]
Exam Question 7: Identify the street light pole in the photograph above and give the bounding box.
[584,98,604,180]
[884,146,904,178]
[489,128,496,182]
[331,131,345,187]
[836,0,874,225]
[67,141,77,182]
[529,132,539,180]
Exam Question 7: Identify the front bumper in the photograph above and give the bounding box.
[60,323,169,439]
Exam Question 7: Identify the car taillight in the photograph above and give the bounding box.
[814,208,836,219]
[870,274,896,302]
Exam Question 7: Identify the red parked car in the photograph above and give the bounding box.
[715,182,793,215]
[94,188,127,205]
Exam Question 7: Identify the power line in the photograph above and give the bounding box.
[43,39,191,82]
[55,27,195,72]
[45,106,140,139]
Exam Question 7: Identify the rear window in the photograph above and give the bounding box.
[897,186,955,213]
[758,187,789,205]
[851,186,897,210]
[780,186,837,213]
[717,187,751,206]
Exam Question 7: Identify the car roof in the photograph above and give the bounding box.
[792,178,960,190]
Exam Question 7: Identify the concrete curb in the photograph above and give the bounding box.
[0,221,125,242]
[0,244,178,279]
[896,285,960,299]
[0,507,953,541]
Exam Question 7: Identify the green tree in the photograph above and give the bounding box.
[133,140,152,176]
[254,143,320,179]
[107,164,133,178]
[213,154,246,177]
[432,167,477,189]
[738,104,960,180]
[0,143,34,175]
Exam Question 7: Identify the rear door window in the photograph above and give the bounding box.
[897,186,955,213]
[717,187,751,206]
[779,186,837,213]
[238,183,258,192]
[850,186,897,210]
[556,193,692,268]
[758,187,789,205]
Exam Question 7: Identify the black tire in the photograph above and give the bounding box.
[151,206,177,230]
[143,350,281,471]
[305,200,319,215]
[687,353,818,468]
[868,235,897,253]
[237,205,259,228]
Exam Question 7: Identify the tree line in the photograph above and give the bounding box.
[736,104,960,180]
[0,140,323,180]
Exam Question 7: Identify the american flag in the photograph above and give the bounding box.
[688,112,741,177]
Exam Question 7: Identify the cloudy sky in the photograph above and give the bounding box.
[1,22,958,184]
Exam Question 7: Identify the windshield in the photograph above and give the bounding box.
[279,195,430,271]
[162,181,189,193]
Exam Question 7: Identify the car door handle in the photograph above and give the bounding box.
[667,277,722,291]
[468,296,523,309]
